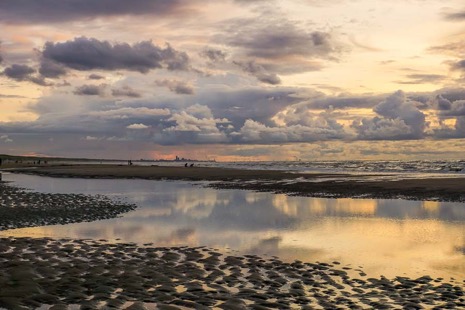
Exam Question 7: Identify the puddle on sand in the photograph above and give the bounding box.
[1,172,465,279]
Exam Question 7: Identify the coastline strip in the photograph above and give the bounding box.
[6,165,465,202]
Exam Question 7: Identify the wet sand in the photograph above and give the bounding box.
[1,236,464,310]
[0,182,136,231]
[7,164,465,202]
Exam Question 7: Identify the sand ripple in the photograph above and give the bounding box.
[0,183,136,231]
[0,237,464,309]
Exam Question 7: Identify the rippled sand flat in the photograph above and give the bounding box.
[1,237,464,309]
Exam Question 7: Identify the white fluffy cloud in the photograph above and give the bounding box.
[127,123,149,129]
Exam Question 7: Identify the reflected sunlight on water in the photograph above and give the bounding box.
[1,172,465,279]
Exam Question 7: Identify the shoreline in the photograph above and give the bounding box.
[5,164,465,202]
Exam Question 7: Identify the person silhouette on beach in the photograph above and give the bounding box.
[190,163,194,167]
[185,163,188,167]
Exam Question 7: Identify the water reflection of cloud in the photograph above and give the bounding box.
[246,236,327,262]
[174,188,229,219]
[422,201,440,216]
[156,228,197,246]
[245,191,267,204]
[272,196,377,218]
[5,175,465,278]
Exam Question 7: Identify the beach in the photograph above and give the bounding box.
[8,164,465,202]
[1,165,465,309]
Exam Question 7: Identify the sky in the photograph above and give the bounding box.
[1,0,465,161]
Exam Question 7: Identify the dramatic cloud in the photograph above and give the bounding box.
[234,61,281,85]
[2,64,50,86]
[162,105,230,144]
[89,107,170,120]
[88,74,105,80]
[236,118,348,143]
[443,10,465,21]
[155,79,194,95]
[0,94,26,99]
[73,84,106,96]
[112,86,142,98]
[218,15,342,77]
[3,64,35,80]
[222,18,339,61]
[352,91,426,140]
[434,95,465,117]
[301,94,381,110]
[428,41,465,57]
[451,60,465,72]
[39,58,67,78]
[396,74,446,85]
[0,0,193,24]
[435,88,465,102]
[42,37,190,73]
[200,48,227,63]
[435,95,452,111]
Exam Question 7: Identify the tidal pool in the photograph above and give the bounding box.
[2,172,465,279]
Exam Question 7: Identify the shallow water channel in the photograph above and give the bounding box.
[2,172,465,279]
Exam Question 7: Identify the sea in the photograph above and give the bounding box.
[60,159,465,176]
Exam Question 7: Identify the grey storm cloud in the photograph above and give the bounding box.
[3,64,35,80]
[222,18,338,60]
[112,86,142,98]
[433,88,465,103]
[443,10,465,21]
[435,95,452,111]
[396,74,446,85]
[6,85,463,146]
[236,118,349,144]
[73,84,106,96]
[352,91,426,140]
[200,48,227,63]
[0,0,192,24]
[88,74,105,80]
[307,95,381,109]
[155,79,194,95]
[2,64,50,86]
[434,96,465,117]
[451,59,465,71]
[434,116,465,139]
[428,41,465,57]
[41,37,190,73]
[39,58,67,78]
[421,90,465,139]
[234,61,281,85]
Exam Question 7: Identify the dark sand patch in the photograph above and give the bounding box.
[8,164,465,202]
[0,237,464,309]
[0,182,136,231]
